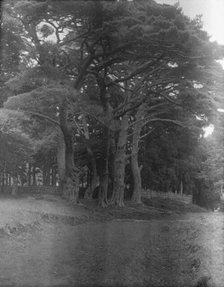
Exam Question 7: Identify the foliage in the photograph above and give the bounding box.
[0,109,34,176]
[0,0,224,207]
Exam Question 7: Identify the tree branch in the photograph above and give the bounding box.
[23,110,60,127]
[95,42,136,59]
[59,31,90,47]
[147,118,186,128]
[74,54,94,90]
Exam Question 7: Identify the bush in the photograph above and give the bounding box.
[192,178,220,210]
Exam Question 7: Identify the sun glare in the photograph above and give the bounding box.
[203,124,214,138]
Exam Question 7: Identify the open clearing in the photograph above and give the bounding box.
[0,194,223,287]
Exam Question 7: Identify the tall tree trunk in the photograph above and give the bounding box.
[0,172,3,192]
[52,167,57,186]
[77,114,99,199]
[9,175,12,186]
[11,176,18,196]
[84,145,99,199]
[131,109,144,204]
[180,177,183,196]
[43,164,50,185]
[59,100,79,203]
[131,139,142,203]
[99,128,111,207]
[0,173,4,193]
[28,163,31,186]
[46,168,50,185]
[32,166,36,185]
[43,166,47,185]
[57,128,66,188]
[111,115,129,207]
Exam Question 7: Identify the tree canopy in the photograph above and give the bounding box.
[1,0,224,208]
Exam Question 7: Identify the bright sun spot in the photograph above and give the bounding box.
[217,59,224,69]
[203,124,214,138]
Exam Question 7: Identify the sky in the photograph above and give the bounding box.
[155,0,224,45]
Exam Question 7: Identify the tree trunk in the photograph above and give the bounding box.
[52,167,57,186]
[11,176,18,196]
[84,145,99,199]
[32,166,36,185]
[98,128,111,207]
[43,166,47,185]
[62,148,79,203]
[76,114,99,199]
[111,115,129,207]
[0,172,3,192]
[0,174,4,193]
[180,178,183,196]
[28,163,31,185]
[131,110,143,204]
[131,151,142,204]
[60,100,79,203]
[43,164,50,185]
[57,127,66,188]
[9,176,12,186]
[46,168,50,185]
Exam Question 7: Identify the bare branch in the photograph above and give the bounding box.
[59,31,90,47]
[147,118,186,128]
[139,129,154,140]
[23,110,60,127]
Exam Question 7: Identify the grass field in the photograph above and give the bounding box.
[0,193,221,287]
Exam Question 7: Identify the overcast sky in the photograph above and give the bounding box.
[155,0,224,45]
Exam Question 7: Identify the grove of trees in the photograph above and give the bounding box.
[1,0,224,208]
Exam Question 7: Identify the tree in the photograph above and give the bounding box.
[2,0,224,207]
[0,109,34,190]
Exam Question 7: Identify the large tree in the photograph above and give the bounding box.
[2,0,224,206]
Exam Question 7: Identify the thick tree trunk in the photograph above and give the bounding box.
[84,145,99,199]
[62,148,79,203]
[99,175,108,207]
[111,115,129,207]
[131,152,142,204]
[131,110,143,204]
[98,128,111,207]
[60,100,79,203]
[76,114,99,199]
